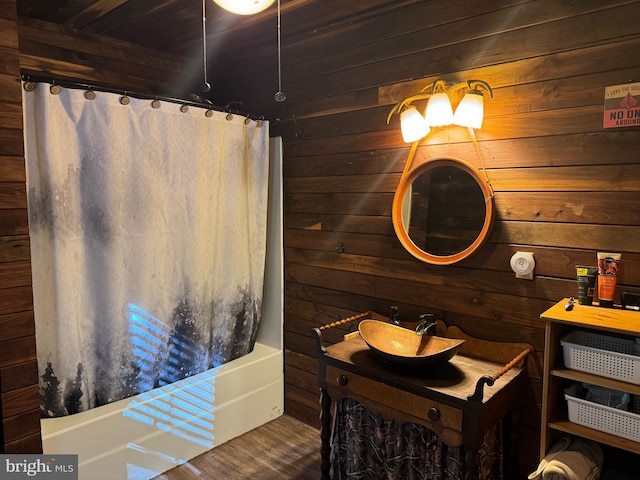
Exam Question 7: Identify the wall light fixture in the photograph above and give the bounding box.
[400,106,430,142]
[424,80,455,127]
[213,0,274,15]
[387,79,493,143]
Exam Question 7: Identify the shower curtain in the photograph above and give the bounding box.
[22,84,270,417]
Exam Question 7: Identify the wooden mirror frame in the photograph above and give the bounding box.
[392,156,494,265]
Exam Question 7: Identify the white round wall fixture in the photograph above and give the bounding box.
[510,252,535,280]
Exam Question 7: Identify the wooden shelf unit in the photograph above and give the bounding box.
[540,298,640,459]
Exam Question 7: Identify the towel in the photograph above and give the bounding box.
[528,436,603,480]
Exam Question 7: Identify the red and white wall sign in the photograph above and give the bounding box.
[603,82,640,128]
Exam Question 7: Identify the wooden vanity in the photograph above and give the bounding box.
[313,312,532,480]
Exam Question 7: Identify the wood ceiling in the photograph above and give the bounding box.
[14,0,415,113]
[15,1,413,56]
[16,0,270,55]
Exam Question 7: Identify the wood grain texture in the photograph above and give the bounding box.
[18,16,184,95]
[0,360,38,392]
[152,415,320,480]
[0,311,35,344]
[0,336,37,369]
[0,384,39,418]
[0,210,29,236]
[0,0,638,473]
[0,0,37,453]
[2,408,40,443]
[3,431,41,453]
[259,2,640,477]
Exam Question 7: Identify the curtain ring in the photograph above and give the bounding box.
[205,109,213,118]
[50,84,61,95]
[226,113,233,121]
[23,81,36,92]
[84,90,96,100]
[151,99,161,109]
[244,117,251,125]
[119,93,130,105]
[180,104,189,113]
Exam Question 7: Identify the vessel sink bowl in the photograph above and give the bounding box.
[358,320,465,367]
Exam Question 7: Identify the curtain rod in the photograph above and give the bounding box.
[20,74,269,122]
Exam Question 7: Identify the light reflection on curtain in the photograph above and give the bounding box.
[331,399,502,480]
[22,84,269,417]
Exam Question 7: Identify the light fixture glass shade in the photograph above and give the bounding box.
[213,0,275,15]
[453,90,484,128]
[424,92,454,126]
[400,106,430,143]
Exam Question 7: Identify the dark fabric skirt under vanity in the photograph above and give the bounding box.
[330,398,502,480]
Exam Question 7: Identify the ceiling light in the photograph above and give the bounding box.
[213,0,275,15]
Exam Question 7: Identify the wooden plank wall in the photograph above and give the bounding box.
[2,0,640,477]
[17,16,185,95]
[0,11,185,453]
[215,0,640,476]
[0,0,41,454]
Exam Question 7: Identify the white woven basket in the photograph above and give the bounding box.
[560,330,640,384]
[565,392,640,442]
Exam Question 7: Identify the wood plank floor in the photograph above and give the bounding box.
[152,415,321,480]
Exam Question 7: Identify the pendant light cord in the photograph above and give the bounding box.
[277,0,282,92]
[201,0,211,92]
[278,0,282,91]
[274,0,286,101]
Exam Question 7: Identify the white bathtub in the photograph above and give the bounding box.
[40,138,284,480]
[40,342,283,480]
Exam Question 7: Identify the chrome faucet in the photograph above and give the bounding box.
[390,305,400,326]
[416,313,437,336]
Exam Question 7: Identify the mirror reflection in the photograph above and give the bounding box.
[393,158,493,265]
[403,166,486,256]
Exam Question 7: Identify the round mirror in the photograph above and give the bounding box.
[392,158,493,265]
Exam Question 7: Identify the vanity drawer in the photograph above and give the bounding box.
[325,365,463,437]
